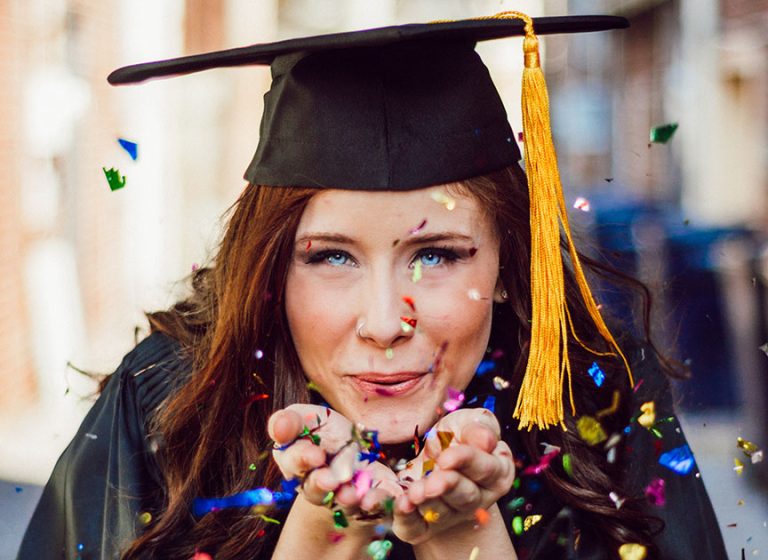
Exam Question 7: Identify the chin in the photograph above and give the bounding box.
[349,404,438,445]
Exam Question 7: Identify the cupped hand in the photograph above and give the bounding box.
[268,404,402,522]
[392,408,515,544]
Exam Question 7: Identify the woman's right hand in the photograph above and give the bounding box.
[268,404,402,520]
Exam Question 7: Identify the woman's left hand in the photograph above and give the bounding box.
[391,408,516,545]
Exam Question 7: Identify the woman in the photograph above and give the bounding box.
[19,12,727,560]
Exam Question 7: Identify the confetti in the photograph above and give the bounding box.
[423,508,440,523]
[437,431,454,450]
[618,543,647,560]
[192,552,213,560]
[649,122,679,144]
[400,316,417,332]
[307,381,320,392]
[596,390,621,418]
[430,190,456,210]
[760,343,768,356]
[587,362,605,387]
[482,396,496,413]
[117,138,138,160]
[366,539,393,560]
[402,296,416,311]
[443,388,465,412]
[333,509,349,528]
[254,349,264,359]
[412,260,423,282]
[192,487,274,516]
[637,402,656,429]
[523,448,561,476]
[385,348,394,360]
[609,491,625,509]
[576,416,607,445]
[422,458,435,477]
[409,219,428,235]
[327,531,345,543]
[475,360,495,376]
[352,469,373,499]
[512,515,524,535]
[138,511,152,525]
[751,450,764,464]
[734,458,745,476]
[562,453,574,478]
[85,433,98,440]
[493,376,510,390]
[103,167,126,191]
[523,514,543,531]
[258,514,281,524]
[737,437,760,457]
[658,444,695,475]
[573,197,591,212]
[469,546,480,560]
[474,508,490,525]
[467,288,482,301]
[644,478,666,506]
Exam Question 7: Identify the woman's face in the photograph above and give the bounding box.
[285,185,500,443]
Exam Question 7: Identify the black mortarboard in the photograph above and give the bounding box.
[108,12,633,431]
[108,15,627,191]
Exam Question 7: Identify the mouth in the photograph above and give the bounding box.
[349,372,428,397]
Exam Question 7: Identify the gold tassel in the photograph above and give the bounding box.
[492,12,634,430]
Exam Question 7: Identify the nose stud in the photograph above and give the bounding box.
[356,320,367,339]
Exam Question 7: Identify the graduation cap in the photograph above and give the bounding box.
[108,11,633,431]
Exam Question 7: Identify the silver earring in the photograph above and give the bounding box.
[501,290,508,300]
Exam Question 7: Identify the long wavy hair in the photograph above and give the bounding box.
[123,164,671,558]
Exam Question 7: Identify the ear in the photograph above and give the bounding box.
[493,277,508,303]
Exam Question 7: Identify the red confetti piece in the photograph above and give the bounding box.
[400,316,417,328]
[402,296,416,312]
[306,240,312,251]
[409,219,427,235]
[327,531,345,543]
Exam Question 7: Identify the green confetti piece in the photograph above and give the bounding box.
[322,491,335,506]
[650,427,663,439]
[562,453,574,478]
[411,260,422,283]
[306,381,320,392]
[103,167,126,191]
[333,509,348,529]
[513,477,521,490]
[258,514,281,524]
[512,515,523,535]
[385,347,394,360]
[382,496,394,514]
[248,463,257,471]
[507,497,525,511]
[367,539,393,560]
[649,122,678,144]
[309,433,321,445]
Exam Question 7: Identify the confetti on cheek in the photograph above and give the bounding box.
[402,296,416,311]
[327,531,345,543]
[430,190,456,210]
[117,138,138,160]
[443,387,465,412]
[103,167,126,191]
[411,261,423,283]
[587,362,605,387]
[385,348,394,360]
[644,478,666,506]
[576,416,608,445]
[469,546,480,560]
[618,543,648,560]
[637,402,656,429]
[649,122,679,144]
[474,507,490,525]
[409,219,428,235]
[573,196,591,212]
[467,288,482,301]
[400,316,417,329]
[658,444,695,475]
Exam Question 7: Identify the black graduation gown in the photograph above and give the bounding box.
[18,333,728,559]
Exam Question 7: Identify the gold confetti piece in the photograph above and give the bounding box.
[437,431,454,450]
[423,508,440,523]
[138,511,152,525]
[738,499,745,506]
[523,514,543,531]
[737,437,760,456]
[576,416,607,445]
[618,543,648,560]
[412,260,422,283]
[734,458,744,475]
[430,190,456,210]
[422,458,435,476]
[637,402,656,429]
[596,390,621,418]
[469,546,480,560]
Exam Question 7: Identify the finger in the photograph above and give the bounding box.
[268,408,304,444]
[360,486,395,513]
[425,470,482,512]
[436,444,505,489]
[392,503,430,544]
[459,421,498,454]
[272,439,326,478]
[301,467,338,505]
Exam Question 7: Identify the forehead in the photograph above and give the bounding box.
[296,186,493,237]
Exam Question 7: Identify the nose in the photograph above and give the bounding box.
[357,270,413,349]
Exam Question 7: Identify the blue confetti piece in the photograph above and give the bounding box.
[466,396,479,405]
[659,444,696,475]
[193,487,274,516]
[358,450,379,463]
[118,138,138,160]
[482,395,496,413]
[475,360,495,376]
[588,362,605,387]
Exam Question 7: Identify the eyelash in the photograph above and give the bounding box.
[304,246,463,268]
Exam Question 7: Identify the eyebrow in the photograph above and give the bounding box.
[294,231,475,247]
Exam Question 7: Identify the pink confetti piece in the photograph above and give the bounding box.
[522,448,561,475]
[644,478,666,506]
[409,219,428,235]
[443,387,465,412]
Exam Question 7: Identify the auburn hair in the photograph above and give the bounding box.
[123,165,668,558]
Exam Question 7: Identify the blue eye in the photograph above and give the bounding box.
[326,252,349,266]
[306,249,355,267]
[413,247,460,268]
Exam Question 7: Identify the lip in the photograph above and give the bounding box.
[349,372,427,397]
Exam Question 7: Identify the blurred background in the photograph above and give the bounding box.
[1,0,766,558]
